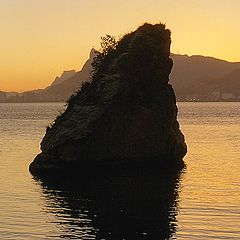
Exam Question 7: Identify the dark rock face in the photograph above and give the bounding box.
[29,23,187,175]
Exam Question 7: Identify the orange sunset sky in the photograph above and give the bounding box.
[0,0,240,92]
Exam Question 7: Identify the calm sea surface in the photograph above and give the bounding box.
[0,102,239,239]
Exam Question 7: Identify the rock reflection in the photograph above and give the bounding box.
[35,167,184,239]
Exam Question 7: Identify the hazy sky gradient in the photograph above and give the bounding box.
[1,0,240,92]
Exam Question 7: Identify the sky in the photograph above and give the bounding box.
[0,0,240,92]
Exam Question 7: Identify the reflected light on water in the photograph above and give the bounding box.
[0,102,239,239]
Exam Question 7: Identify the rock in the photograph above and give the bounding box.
[29,23,187,175]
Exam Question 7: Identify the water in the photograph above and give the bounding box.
[0,102,239,239]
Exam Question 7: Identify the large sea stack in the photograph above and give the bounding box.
[29,23,187,175]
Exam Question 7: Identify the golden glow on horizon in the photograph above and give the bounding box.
[0,0,239,92]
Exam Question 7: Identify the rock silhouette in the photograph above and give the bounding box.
[29,23,187,175]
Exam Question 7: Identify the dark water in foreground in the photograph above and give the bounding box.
[0,102,239,239]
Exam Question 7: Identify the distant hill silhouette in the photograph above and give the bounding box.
[170,54,240,100]
[170,54,240,90]
[208,69,240,93]
[1,51,240,102]
[3,49,95,102]
[51,70,76,86]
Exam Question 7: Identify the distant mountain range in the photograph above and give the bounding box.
[51,70,76,86]
[0,50,239,102]
[170,54,240,100]
[0,49,95,103]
